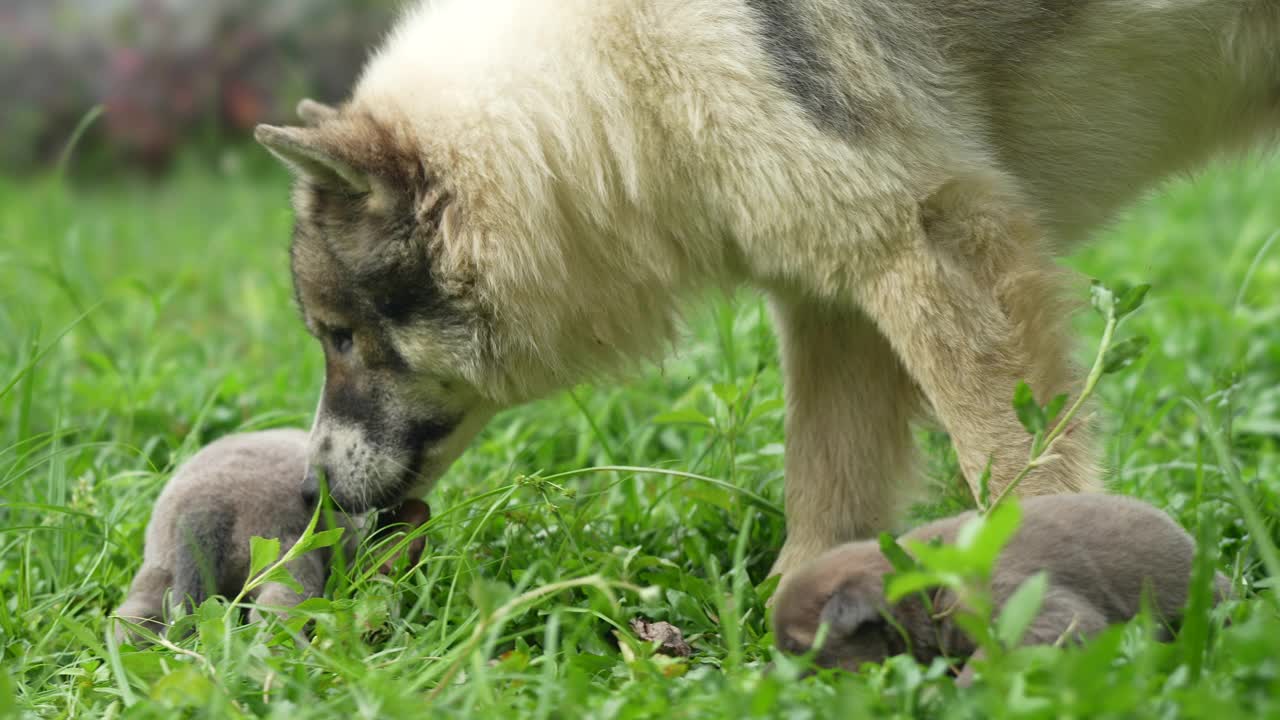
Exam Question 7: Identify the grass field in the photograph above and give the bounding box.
[2,149,1278,718]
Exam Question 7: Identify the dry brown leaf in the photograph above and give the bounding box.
[629,617,692,658]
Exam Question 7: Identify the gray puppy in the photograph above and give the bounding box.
[113,429,429,642]
[772,494,1231,681]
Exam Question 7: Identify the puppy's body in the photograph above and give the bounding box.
[254,0,1279,575]
[772,494,1232,674]
[114,430,428,642]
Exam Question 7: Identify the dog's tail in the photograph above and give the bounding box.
[172,506,236,615]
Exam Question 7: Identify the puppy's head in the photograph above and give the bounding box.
[772,543,895,672]
[255,101,498,513]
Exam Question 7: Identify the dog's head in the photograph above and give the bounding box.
[256,83,689,512]
[255,101,499,513]
[772,543,896,673]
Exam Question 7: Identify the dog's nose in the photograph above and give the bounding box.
[301,466,322,507]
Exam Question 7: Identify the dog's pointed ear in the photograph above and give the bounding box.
[254,124,370,193]
[296,98,339,126]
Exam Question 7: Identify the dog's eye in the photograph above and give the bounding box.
[330,328,354,354]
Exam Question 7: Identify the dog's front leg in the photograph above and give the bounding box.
[850,181,1098,506]
[767,291,920,579]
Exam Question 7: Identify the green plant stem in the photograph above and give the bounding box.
[225,496,325,613]
[989,311,1118,509]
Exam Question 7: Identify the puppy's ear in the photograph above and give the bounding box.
[254,124,370,194]
[815,580,894,671]
[819,580,887,638]
[296,98,339,126]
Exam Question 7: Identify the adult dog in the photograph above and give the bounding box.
[256,0,1277,577]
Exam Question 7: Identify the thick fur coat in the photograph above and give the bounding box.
[255,0,1279,576]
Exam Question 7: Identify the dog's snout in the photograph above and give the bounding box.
[301,465,322,507]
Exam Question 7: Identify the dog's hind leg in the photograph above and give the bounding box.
[171,507,236,616]
[768,292,920,578]
[852,177,1098,504]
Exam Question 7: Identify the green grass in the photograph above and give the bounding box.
[2,148,1278,718]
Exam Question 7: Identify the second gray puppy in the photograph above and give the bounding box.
[114,429,428,642]
[772,493,1231,682]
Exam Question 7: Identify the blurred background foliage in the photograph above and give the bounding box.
[1,0,400,176]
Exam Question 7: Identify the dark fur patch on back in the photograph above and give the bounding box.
[744,0,867,136]
[172,506,236,613]
[926,0,1091,69]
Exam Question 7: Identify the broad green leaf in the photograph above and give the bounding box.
[996,571,1048,648]
[976,458,993,512]
[879,533,918,573]
[150,668,215,708]
[885,571,944,603]
[1005,673,1054,715]
[471,578,515,618]
[1013,381,1045,434]
[954,514,982,549]
[257,566,304,595]
[958,497,1022,573]
[755,574,782,607]
[651,408,713,427]
[682,484,734,514]
[292,596,334,614]
[904,539,985,576]
[954,611,998,651]
[711,382,741,407]
[55,614,106,657]
[196,597,228,652]
[248,535,281,579]
[746,397,785,424]
[1102,336,1149,374]
[1043,393,1069,424]
[1114,282,1151,319]
[292,526,345,555]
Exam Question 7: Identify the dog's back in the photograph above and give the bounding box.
[991,494,1213,621]
[795,0,1278,241]
[144,429,313,598]
[896,494,1214,620]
